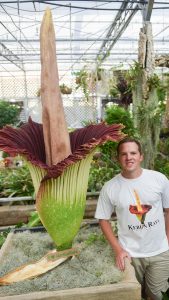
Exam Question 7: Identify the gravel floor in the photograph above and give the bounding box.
[0,224,123,297]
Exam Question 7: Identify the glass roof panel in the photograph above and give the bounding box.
[0,0,168,81]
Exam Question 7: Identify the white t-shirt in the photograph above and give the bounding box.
[95,169,169,257]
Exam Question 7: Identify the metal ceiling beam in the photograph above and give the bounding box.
[96,0,140,62]
[2,52,138,56]
[1,38,169,42]
[0,54,138,61]
[0,42,24,71]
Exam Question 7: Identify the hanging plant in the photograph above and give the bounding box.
[75,68,90,101]
[109,88,119,98]
[37,85,72,97]
[75,66,103,101]
[147,73,161,91]
[59,84,72,95]
[116,78,132,107]
[96,67,102,81]
[126,61,144,89]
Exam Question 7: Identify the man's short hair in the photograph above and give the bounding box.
[117,137,142,155]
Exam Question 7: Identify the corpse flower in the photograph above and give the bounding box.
[129,204,152,224]
[129,190,152,224]
[0,8,124,284]
[0,119,124,250]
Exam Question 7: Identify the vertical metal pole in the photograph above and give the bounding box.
[23,69,29,121]
[97,96,102,123]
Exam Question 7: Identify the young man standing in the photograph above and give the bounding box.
[95,137,169,300]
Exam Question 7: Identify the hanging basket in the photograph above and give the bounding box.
[60,84,72,95]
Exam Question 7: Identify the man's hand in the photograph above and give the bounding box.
[99,219,131,271]
[115,249,131,271]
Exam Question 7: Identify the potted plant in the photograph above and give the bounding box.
[59,83,72,95]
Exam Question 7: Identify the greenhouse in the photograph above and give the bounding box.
[0,1,169,300]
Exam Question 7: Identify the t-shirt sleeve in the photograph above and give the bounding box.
[95,183,114,220]
[161,175,169,208]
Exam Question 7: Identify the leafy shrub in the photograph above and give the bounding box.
[105,104,136,136]
[0,165,34,198]
[155,137,169,178]
[158,138,169,156]
[0,228,11,248]
[102,104,137,156]
[0,100,20,129]
[154,156,169,179]
[88,153,120,192]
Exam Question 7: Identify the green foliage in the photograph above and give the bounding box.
[158,138,169,156]
[101,104,137,158]
[2,151,9,158]
[105,104,136,136]
[154,156,169,179]
[147,73,161,90]
[0,100,20,129]
[155,78,167,119]
[162,292,169,300]
[137,84,165,126]
[109,87,119,98]
[127,63,166,107]
[85,232,106,246]
[126,61,143,89]
[0,165,34,198]
[148,74,166,120]
[0,228,10,249]
[88,153,120,192]
[59,84,72,95]
[154,138,169,178]
[75,66,103,101]
[75,68,90,101]
[27,211,42,227]
[162,280,169,300]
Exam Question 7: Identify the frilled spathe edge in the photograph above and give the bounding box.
[0,117,125,181]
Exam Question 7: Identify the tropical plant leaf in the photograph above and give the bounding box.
[27,211,42,228]
[0,248,78,285]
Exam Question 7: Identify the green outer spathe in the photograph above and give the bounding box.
[26,151,95,250]
[38,200,85,250]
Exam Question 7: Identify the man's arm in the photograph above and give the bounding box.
[164,208,169,243]
[99,219,131,271]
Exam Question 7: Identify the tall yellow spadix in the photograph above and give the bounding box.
[134,190,142,213]
[40,8,71,166]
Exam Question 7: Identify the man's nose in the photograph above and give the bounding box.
[126,154,132,160]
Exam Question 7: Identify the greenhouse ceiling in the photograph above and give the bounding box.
[0,0,169,81]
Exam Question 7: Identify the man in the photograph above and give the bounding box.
[95,137,169,300]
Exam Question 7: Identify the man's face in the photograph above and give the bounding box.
[118,142,143,177]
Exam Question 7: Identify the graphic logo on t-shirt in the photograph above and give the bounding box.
[129,190,152,224]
